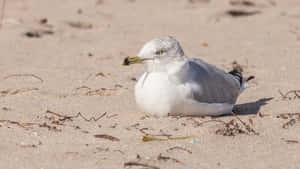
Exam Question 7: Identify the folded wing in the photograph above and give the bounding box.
[187,58,241,104]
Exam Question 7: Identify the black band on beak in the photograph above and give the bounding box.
[122,56,130,66]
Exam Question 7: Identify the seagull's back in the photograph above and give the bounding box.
[187,58,241,104]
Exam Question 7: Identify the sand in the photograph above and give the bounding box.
[0,0,300,169]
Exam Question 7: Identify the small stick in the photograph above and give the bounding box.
[3,74,44,83]
[284,140,299,144]
[113,149,125,154]
[0,119,60,131]
[166,146,192,154]
[277,113,300,118]
[142,135,192,142]
[278,89,300,99]
[124,162,160,169]
[70,112,107,122]
[46,110,67,118]
[45,110,107,122]
[106,114,118,119]
[94,134,120,142]
[193,119,228,126]
[0,0,6,28]
[282,119,296,129]
[75,86,91,90]
[157,153,181,163]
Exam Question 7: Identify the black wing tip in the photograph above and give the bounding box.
[229,69,256,86]
[228,69,243,85]
[246,75,255,82]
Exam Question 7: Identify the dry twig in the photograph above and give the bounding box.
[3,74,43,83]
[0,120,61,131]
[0,110,107,132]
[38,122,61,132]
[282,119,297,129]
[276,113,300,119]
[45,110,107,122]
[157,154,181,163]
[276,113,300,129]
[94,134,120,142]
[142,135,191,142]
[166,146,192,154]
[284,140,299,144]
[230,0,255,7]
[73,87,117,96]
[0,88,39,97]
[106,114,118,119]
[226,9,260,17]
[278,90,300,100]
[190,119,227,127]
[124,162,160,169]
[19,141,42,148]
[66,21,93,29]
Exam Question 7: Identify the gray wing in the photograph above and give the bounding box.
[187,58,241,104]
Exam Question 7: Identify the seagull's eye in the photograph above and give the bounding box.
[155,49,165,55]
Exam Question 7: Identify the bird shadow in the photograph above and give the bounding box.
[231,97,273,116]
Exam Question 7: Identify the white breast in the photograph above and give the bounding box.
[135,72,190,116]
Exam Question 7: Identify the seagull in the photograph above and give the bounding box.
[122,36,249,116]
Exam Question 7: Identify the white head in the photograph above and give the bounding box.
[138,36,184,60]
[122,36,185,71]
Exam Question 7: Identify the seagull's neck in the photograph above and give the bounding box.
[145,56,187,73]
[166,57,190,83]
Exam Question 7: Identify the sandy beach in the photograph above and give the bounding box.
[0,0,300,168]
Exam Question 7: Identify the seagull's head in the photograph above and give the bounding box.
[122,36,185,70]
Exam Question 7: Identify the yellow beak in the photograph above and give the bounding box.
[121,56,153,66]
